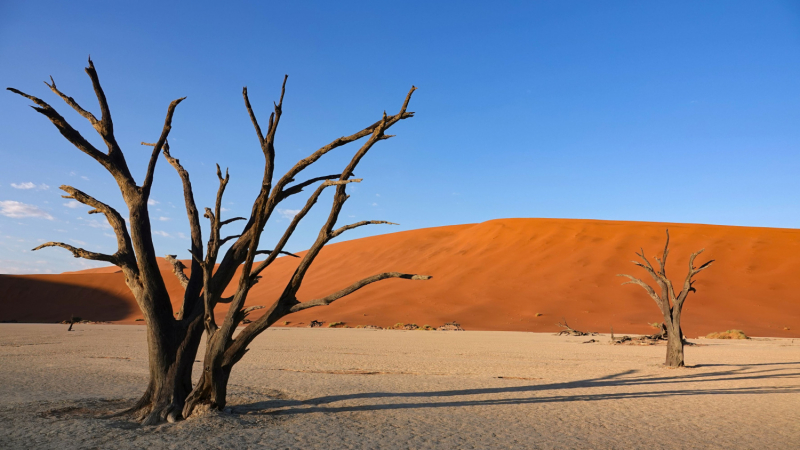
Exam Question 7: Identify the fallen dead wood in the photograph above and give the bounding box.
[609,324,691,346]
[555,318,597,336]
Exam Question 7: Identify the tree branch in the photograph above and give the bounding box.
[329,220,398,240]
[141,97,185,195]
[220,217,246,226]
[44,76,99,125]
[617,273,665,311]
[6,87,112,170]
[249,179,362,279]
[675,249,715,307]
[219,234,241,246]
[278,174,341,201]
[165,255,189,289]
[59,185,135,268]
[84,58,113,136]
[289,272,432,313]
[255,250,299,258]
[242,86,265,150]
[33,242,117,264]
[149,140,205,318]
[269,85,416,201]
[653,229,670,276]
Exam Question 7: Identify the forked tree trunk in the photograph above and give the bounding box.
[127,296,206,424]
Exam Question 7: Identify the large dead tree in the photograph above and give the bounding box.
[617,230,713,367]
[8,59,430,424]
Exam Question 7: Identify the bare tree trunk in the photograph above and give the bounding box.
[183,337,234,414]
[665,324,684,367]
[125,317,204,423]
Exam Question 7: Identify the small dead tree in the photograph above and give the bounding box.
[8,59,430,424]
[617,230,713,367]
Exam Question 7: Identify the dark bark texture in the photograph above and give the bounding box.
[9,60,430,424]
[617,230,714,367]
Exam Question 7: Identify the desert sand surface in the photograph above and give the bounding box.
[0,324,797,449]
[2,218,800,337]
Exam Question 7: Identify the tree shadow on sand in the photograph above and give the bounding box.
[231,362,800,416]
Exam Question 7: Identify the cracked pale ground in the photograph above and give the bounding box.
[0,325,797,449]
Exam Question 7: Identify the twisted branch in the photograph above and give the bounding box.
[32,242,117,264]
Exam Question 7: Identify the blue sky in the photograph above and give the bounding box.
[1,1,799,274]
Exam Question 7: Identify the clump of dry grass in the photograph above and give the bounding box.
[706,329,749,339]
[327,322,345,328]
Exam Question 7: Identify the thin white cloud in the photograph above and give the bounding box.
[11,182,49,190]
[77,217,111,229]
[0,259,55,275]
[277,208,300,219]
[371,202,378,207]
[81,176,90,181]
[158,216,170,221]
[153,230,171,238]
[63,200,85,209]
[0,200,54,220]
[176,232,187,239]
[148,199,159,206]
[69,238,87,246]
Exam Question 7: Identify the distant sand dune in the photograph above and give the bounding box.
[1,218,799,337]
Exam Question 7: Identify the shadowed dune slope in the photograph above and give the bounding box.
[1,219,798,337]
[0,274,137,323]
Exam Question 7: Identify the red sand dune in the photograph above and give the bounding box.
[1,219,799,337]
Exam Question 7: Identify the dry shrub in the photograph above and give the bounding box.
[437,321,465,331]
[706,329,749,340]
